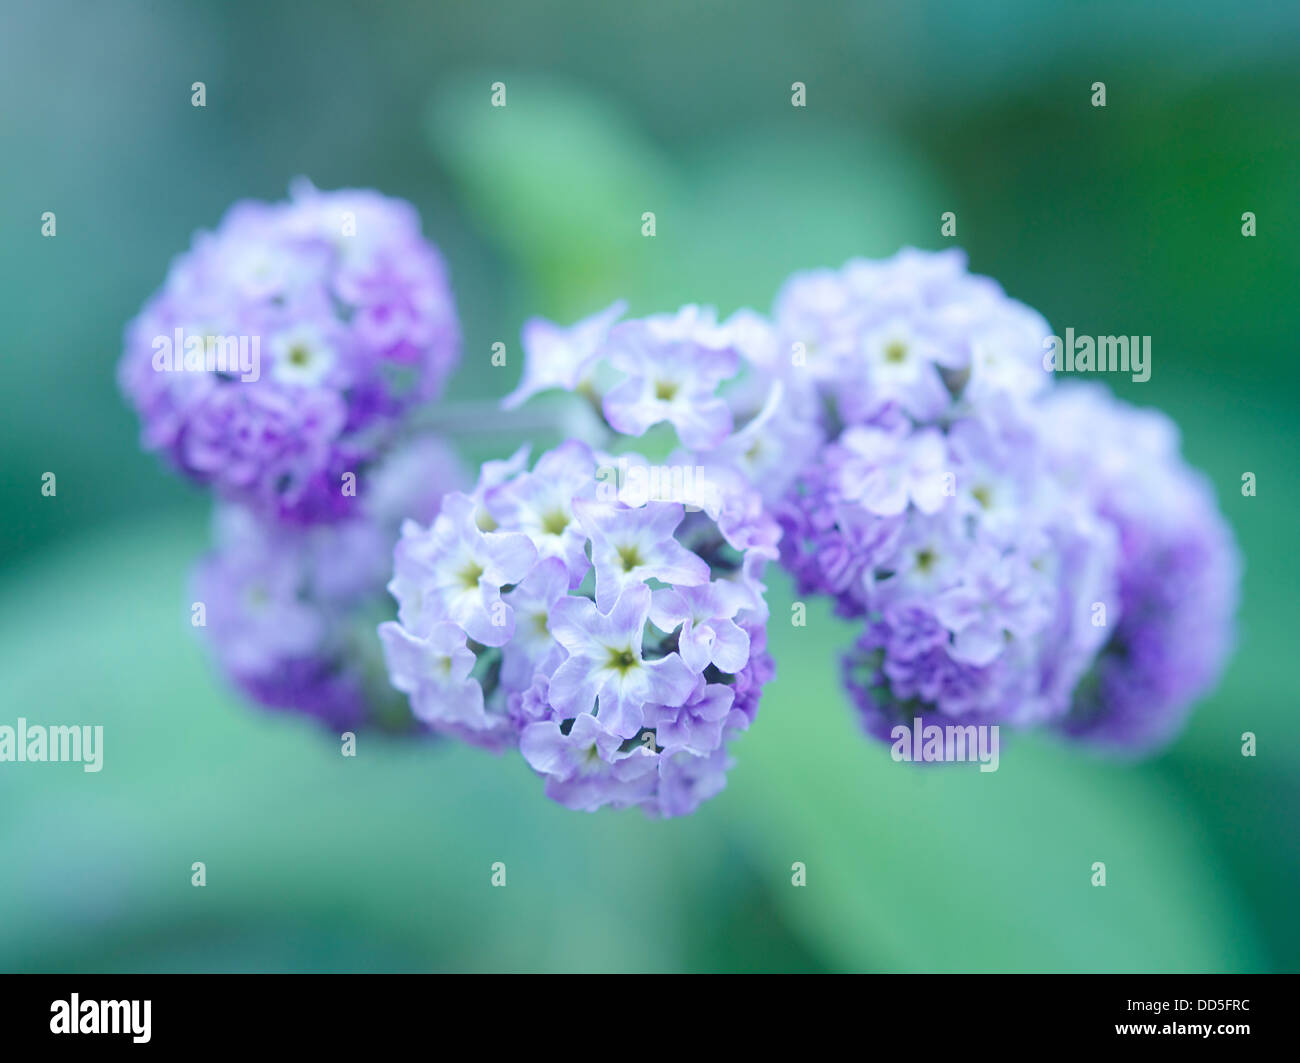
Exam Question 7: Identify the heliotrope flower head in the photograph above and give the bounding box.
[120,179,460,523]
[785,411,1118,740]
[771,250,1119,742]
[380,440,778,815]
[192,435,466,730]
[1038,384,1240,752]
[504,302,823,506]
[505,302,736,446]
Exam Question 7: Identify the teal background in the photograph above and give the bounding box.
[1,0,1296,972]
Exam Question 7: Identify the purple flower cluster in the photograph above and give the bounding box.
[123,187,1240,801]
[506,302,739,446]
[497,254,1237,757]
[119,179,460,524]
[508,301,822,504]
[795,411,1118,739]
[1038,385,1240,752]
[379,440,777,815]
[193,436,466,729]
[770,249,1235,750]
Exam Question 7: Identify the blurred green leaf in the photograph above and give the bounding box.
[428,74,941,318]
[426,73,685,318]
[726,579,1267,972]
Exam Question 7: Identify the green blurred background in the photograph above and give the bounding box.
[2,0,1297,972]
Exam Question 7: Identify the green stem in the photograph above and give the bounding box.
[406,396,612,445]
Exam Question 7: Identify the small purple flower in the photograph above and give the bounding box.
[500,557,570,690]
[483,440,595,584]
[848,314,961,421]
[520,711,628,781]
[520,714,660,813]
[503,299,627,410]
[654,746,733,819]
[601,306,740,448]
[547,583,696,738]
[642,681,736,756]
[649,583,750,674]
[575,498,710,610]
[932,546,1053,666]
[833,424,949,517]
[380,621,486,729]
[388,493,537,647]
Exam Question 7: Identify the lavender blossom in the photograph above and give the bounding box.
[192,436,466,729]
[1039,384,1240,752]
[773,247,1054,430]
[120,180,460,523]
[380,441,778,816]
[505,302,822,505]
[792,414,1118,740]
[773,251,1118,742]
